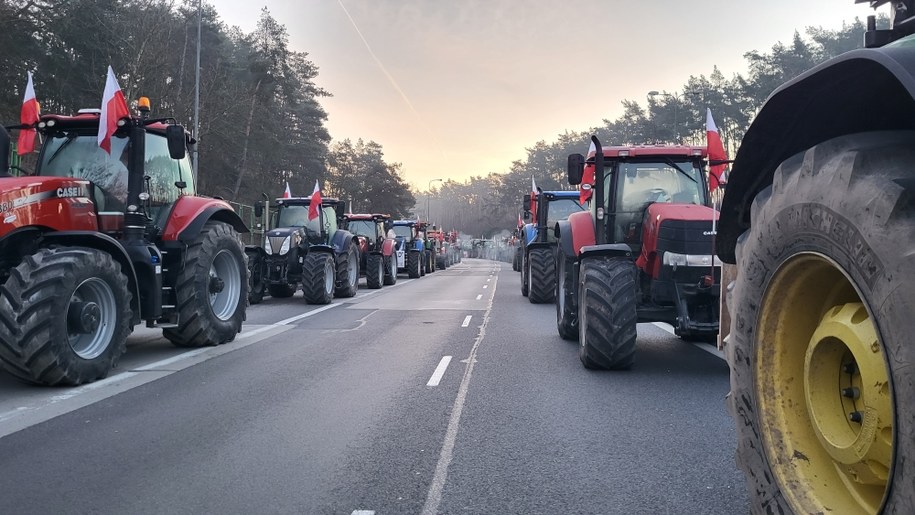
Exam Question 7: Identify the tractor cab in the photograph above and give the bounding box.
[270,197,345,248]
[392,220,429,277]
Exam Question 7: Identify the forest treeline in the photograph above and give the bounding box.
[0,0,416,216]
[418,17,880,237]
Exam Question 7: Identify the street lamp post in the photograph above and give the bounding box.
[426,178,442,222]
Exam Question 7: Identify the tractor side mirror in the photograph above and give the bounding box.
[567,154,585,185]
[0,125,10,177]
[166,125,187,159]
[254,200,264,218]
[523,211,531,221]
[522,194,531,212]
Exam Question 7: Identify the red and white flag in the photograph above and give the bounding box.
[706,108,727,192]
[282,181,292,199]
[529,176,538,221]
[17,72,40,155]
[517,212,523,228]
[98,66,130,154]
[308,180,322,221]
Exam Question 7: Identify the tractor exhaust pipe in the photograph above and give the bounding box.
[591,135,605,244]
[0,125,10,177]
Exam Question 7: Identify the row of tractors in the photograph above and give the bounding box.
[243,197,463,306]
[514,143,720,369]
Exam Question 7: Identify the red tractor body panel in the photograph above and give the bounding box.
[635,203,718,278]
[160,195,236,241]
[567,210,595,256]
[0,177,98,235]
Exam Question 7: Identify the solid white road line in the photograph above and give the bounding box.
[651,322,725,361]
[461,315,472,327]
[421,272,498,515]
[351,510,375,515]
[475,294,482,300]
[276,303,342,326]
[426,356,453,386]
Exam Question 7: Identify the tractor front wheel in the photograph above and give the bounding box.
[246,249,266,305]
[302,252,335,305]
[0,247,132,386]
[527,247,555,304]
[520,251,529,297]
[366,253,384,289]
[727,131,915,514]
[164,221,247,348]
[383,254,398,285]
[408,250,422,278]
[556,253,578,341]
[335,243,359,298]
[577,256,636,370]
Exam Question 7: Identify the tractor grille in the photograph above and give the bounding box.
[657,220,716,255]
[268,236,288,253]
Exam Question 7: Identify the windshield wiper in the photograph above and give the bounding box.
[46,133,78,165]
[664,159,698,184]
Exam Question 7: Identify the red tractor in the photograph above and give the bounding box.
[555,138,720,369]
[0,102,248,386]
[344,213,398,288]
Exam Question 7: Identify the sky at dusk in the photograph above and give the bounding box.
[209,0,879,188]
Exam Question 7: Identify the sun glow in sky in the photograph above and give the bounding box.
[211,0,879,188]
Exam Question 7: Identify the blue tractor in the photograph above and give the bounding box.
[391,220,427,278]
[519,190,585,303]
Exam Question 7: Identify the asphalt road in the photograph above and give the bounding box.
[0,258,748,514]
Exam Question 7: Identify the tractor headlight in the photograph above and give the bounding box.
[279,237,292,255]
[662,251,722,267]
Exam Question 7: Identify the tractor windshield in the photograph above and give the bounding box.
[348,220,377,238]
[37,131,195,219]
[392,225,413,240]
[276,205,311,228]
[546,198,586,227]
[608,160,707,244]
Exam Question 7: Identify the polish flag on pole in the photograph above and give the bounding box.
[706,108,728,192]
[529,176,538,221]
[18,72,40,155]
[308,180,322,221]
[282,181,292,199]
[98,66,130,154]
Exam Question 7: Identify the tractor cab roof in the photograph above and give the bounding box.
[36,112,175,135]
[586,145,707,161]
[345,213,390,221]
[275,197,342,206]
[393,220,429,227]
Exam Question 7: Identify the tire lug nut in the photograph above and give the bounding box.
[842,387,860,399]
[843,363,857,374]
[849,411,863,423]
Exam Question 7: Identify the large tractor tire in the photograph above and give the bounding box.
[366,252,384,289]
[301,252,335,305]
[426,250,436,273]
[726,131,915,514]
[556,253,578,341]
[512,247,521,272]
[527,247,556,304]
[164,221,247,348]
[520,251,529,297]
[577,256,636,370]
[383,254,398,285]
[408,250,422,278]
[246,250,266,305]
[0,247,132,386]
[268,283,296,298]
[335,243,359,298]
[436,255,446,270]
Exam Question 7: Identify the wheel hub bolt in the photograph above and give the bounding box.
[843,363,857,374]
[849,411,863,423]
[209,276,225,294]
[842,387,860,399]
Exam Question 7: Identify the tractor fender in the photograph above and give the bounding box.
[414,240,425,252]
[329,230,355,255]
[526,241,553,253]
[381,238,396,256]
[162,196,249,242]
[719,43,915,263]
[578,243,633,261]
[244,244,265,257]
[308,243,335,256]
[523,223,537,245]
[41,231,141,322]
[555,210,596,258]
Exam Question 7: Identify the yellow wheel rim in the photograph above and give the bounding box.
[757,253,893,514]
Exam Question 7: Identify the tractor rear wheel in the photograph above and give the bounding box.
[335,243,359,298]
[164,221,247,348]
[383,254,397,285]
[268,283,296,298]
[366,253,384,289]
[0,247,132,386]
[727,131,915,514]
[578,256,636,370]
[246,250,266,305]
[302,252,335,305]
[520,251,529,297]
[513,247,521,272]
[408,250,422,278]
[556,253,578,341]
[527,247,555,304]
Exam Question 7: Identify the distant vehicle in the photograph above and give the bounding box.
[344,213,397,288]
[391,220,427,278]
